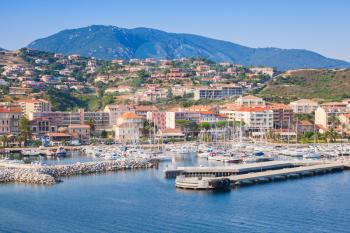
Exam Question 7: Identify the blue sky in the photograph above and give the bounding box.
[1,0,350,61]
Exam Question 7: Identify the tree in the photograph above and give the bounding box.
[18,116,31,146]
[101,130,108,138]
[86,119,96,137]
[0,135,8,148]
[199,122,211,130]
[326,128,337,143]
[167,87,173,100]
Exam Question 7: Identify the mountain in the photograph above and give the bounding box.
[27,25,350,71]
[0,47,8,52]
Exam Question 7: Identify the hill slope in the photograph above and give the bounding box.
[27,25,350,71]
[259,69,350,101]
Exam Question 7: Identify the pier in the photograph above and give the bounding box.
[175,162,349,190]
[165,161,299,178]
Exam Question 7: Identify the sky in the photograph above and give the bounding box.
[1,0,350,61]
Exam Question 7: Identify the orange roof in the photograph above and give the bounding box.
[68,124,90,129]
[200,111,215,115]
[216,114,227,118]
[46,132,71,137]
[160,128,183,134]
[235,107,269,112]
[340,114,350,118]
[0,107,22,113]
[268,103,292,110]
[239,95,262,100]
[120,112,143,119]
[298,120,313,125]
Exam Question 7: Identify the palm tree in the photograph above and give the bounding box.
[86,119,95,137]
[19,116,31,146]
[0,135,8,148]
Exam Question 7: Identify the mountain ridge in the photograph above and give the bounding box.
[27,25,350,70]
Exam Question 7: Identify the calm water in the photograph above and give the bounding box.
[0,154,350,233]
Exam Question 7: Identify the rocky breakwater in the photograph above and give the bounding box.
[0,167,56,185]
[0,158,156,185]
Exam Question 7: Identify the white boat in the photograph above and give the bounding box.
[303,152,321,159]
[21,150,40,156]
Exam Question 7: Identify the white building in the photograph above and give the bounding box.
[249,67,274,77]
[289,99,319,114]
[221,107,273,130]
[235,95,266,107]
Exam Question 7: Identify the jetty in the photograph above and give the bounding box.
[165,161,299,178]
[175,162,350,190]
[0,159,157,185]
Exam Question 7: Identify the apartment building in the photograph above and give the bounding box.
[79,109,110,131]
[221,107,273,130]
[235,95,266,107]
[193,85,244,100]
[17,99,51,118]
[314,102,348,131]
[67,124,91,144]
[115,112,144,143]
[268,103,294,129]
[104,104,135,126]
[289,99,319,114]
[0,107,23,135]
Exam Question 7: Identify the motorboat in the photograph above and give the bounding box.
[54,147,67,157]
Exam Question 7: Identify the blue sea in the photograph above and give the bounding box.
[0,154,350,233]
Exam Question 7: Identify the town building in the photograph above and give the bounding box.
[296,120,315,134]
[235,95,266,107]
[268,103,294,129]
[0,107,22,135]
[221,107,273,130]
[18,99,51,118]
[314,103,348,131]
[67,124,90,144]
[79,109,110,132]
[104,104,135,126]
[156,128,185,141]
[30,117,57,139]
[193,85,244,100]
[289,99,319,114]
[114,112,144,143]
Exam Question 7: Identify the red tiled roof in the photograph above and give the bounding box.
[298,120,313,125]
[200,111,215,115]
[0,107,22,113]
[235,107,269,112]
[120,112,143,119]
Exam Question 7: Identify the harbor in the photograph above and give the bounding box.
[1,142,350,233]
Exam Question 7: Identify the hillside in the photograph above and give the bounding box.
[27,25,350,71]
[259,69,350,101]
[0,50,29,67]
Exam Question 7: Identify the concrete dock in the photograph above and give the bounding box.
[166,161,301,178]
[175,162,349,190]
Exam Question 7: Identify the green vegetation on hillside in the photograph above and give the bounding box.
[259,69,350,102]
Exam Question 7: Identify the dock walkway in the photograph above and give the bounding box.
[175,162,348,190]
